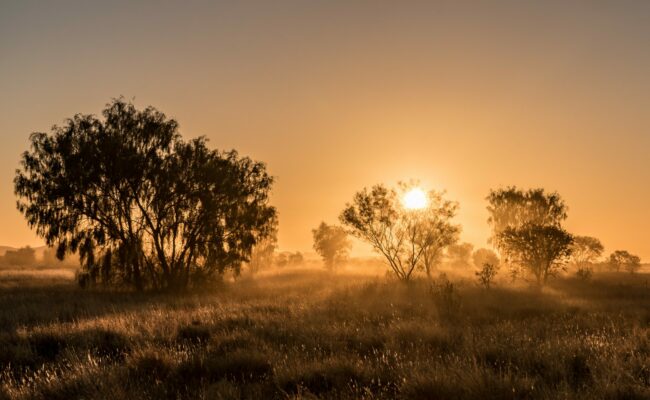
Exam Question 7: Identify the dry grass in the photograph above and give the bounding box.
[0,266,648,399]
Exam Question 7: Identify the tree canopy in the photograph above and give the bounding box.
[15,99,276,291]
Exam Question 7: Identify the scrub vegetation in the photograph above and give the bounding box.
[0,266,648,400]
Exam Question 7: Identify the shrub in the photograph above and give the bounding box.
[430,274,462,319]
[576,267,593,281]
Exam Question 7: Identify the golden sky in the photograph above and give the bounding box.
[1,1,649,260]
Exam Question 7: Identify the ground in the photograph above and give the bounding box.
[0,266,648,399]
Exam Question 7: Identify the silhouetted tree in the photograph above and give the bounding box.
[499,224,573,285]
[446,242,473,269]
[340,183,459,281]
[487,187,573,285]
[15,99,276,291]
[472,248,500,270]
[312,222,351,271]
[608,250,641,274]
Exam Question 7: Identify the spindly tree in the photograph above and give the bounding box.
[340,183,459,281]
[486,187,573,285]
[312,222,351,270]
[15,99,276,291]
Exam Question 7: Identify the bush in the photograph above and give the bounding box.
[430,274,462,319]
[576,267,593,281]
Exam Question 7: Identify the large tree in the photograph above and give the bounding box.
[15,99,276,291]
[312,222,351,271]
[339,183,459,281]
[486,187,573,285]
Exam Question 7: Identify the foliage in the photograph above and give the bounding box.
[446,242,473,269]
[570,236,604,269]
[472,248,500,270]
[575,267,593,281]
[608,250,641,274]
[486,187,567,250]
[487,187,573,285]
[312,222,351,270]
[340,183,459,281]
[1,247,36,267]
[1,268,650,399]
[499,224,573,285]
[275,251,304,268]
[14,99,276,291]
[247,217,278,274]
[429,273,462,320]
[475,263,499,290]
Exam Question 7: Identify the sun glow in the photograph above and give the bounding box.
[403,187,427,210]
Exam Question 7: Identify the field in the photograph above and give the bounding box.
[0,266,648,400]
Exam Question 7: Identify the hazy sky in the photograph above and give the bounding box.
[1,1,649,260]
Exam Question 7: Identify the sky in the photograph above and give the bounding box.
[1,1,649,260]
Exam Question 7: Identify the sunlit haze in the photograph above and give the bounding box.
[1,1,649,260]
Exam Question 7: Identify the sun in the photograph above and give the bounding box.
[403,187,428,210]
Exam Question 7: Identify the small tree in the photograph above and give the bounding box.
[312,222,351,271]
[340,183,459,282]
[475,263,499,290]
[608,250,641,274]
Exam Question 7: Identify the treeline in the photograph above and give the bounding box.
[306,184,643,286]
[0,246,77,269]
[14,99,644,292]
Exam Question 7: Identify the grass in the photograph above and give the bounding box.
[0,266,648,399]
